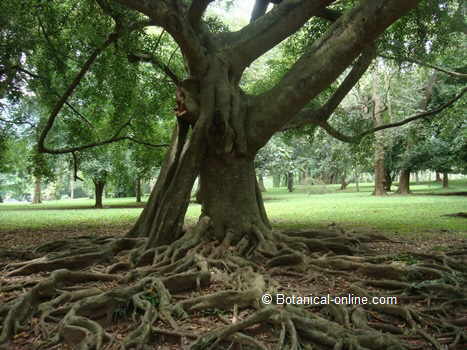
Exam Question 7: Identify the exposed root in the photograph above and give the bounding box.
[1,222,466,349]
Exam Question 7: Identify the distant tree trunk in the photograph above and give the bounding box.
[287,171,294,192]
[257,172,266,192]
[282,174,288,187]
[397,169,411,195]
[436,172,442,183]
[355,172,360,192]
[372,76,387,196]
[32,176,42,204]
[415,172,420,185]
[384,170,392,192]
[93,180,105,208]
[340,173,348,190]
[442,172,449,188]
[272,174,280,188]
[70,171,74,199]
[136,177,142,203]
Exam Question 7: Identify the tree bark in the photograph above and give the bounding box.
[372,73,387,196]
[287,171,294,192]
[135,177,142,203]
[397,169,411,195]
[93,180,105,209]
[384,170,393,192]
[32,176,42,204]
[199,153,271,242]
[70,171,74,199]
[442,172,449,188]
[436,172,442,182]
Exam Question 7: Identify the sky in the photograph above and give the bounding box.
[208,0,257,29]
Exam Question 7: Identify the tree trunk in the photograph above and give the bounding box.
[287,171,294,192]
[442,172,449,188]
[200,154,271,242]
[135,177,142,203]
[372,73,387,196]
[32,176,42,204]
[436,172,442,183]
[93,180,105,208]
[340,173,348,190]
[70,171,74,199]
[415,172,420,185]
[282,174,288,187]
[384,170,392,192]
[257,172,266,192]
[397,169,411,195]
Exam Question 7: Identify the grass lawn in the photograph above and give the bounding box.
[1,180,466,242]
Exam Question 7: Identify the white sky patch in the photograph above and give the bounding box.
[207,0,255,30]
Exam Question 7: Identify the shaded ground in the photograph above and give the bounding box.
[1,225,466,349]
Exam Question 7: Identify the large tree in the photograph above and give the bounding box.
[117,0,423,247]
[2,1,467,349]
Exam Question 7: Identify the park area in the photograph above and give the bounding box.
[1,0,467,349]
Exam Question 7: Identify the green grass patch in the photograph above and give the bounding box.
[1,180,466,238]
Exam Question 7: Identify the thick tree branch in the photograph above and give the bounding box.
[110,0,167,25]
[37,18,151,155]
[250,0,269,22]
[40,115,169,155]
[316,8,342,21]
[229,0,336,71]
[318,45,376,118]
[12,66,95,129]
[320,86,467,143]
[37,32,120,154]
[188,0,214,29]
[291,44,376,129]
[40,135,169,155]
[111,0,208,76]
[249,0,419,147]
